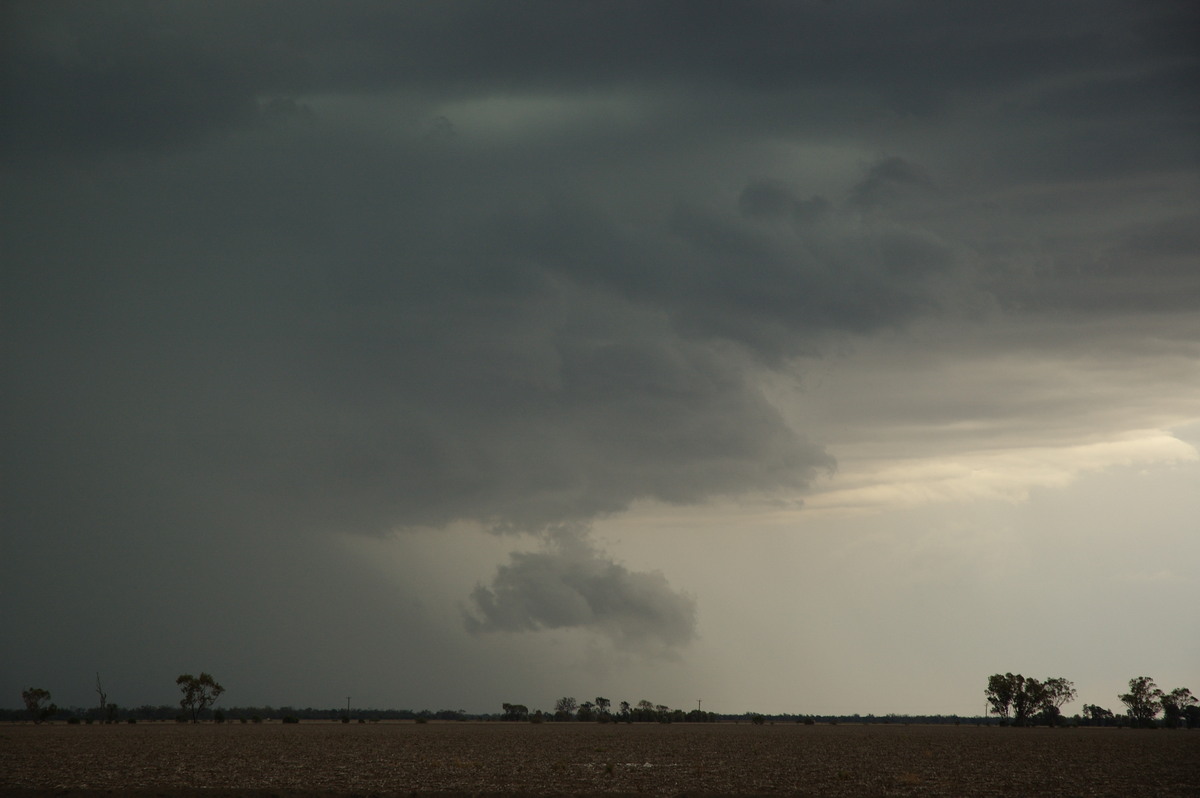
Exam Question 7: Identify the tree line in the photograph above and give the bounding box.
[13,671,1198,727]
[500,697,719,724]
[985,673,1197,728]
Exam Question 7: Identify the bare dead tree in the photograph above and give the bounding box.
[95,673,108,723]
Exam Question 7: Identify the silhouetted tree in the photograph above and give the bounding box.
[501,703,529,721]
[1120,676,1163,728]
[594,697,611,721]
[176,673,224,723]
[94,673,118,723]
[985,673,1073,726]
[1038,677,1077,726]
[1160,687,1197,729]
[1009,676,1046,726]
[1082,704,1114,726]
[985,673,1017,722]
[554,696,577,721]
[21,688,56,723]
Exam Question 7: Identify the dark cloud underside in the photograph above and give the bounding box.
[2,0,1197,652]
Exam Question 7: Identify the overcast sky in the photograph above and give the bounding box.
[3,1,1198,717]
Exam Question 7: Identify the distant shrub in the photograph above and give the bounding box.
[213,710,225,724]
[68,717,81,725]
[750,714,766,725]
[342,717,350,724]
[282,716,300,724]
[252,716,263,724]
[127,718,137,724]
[415,716,428,724]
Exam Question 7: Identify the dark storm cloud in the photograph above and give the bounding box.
[3,0,1197,653]
[848,158,937,210]
[1,119,836,536]
[5,0,1196,159]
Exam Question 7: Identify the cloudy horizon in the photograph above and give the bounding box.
[3,1,1197,717]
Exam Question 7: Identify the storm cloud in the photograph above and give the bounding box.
[2,0,1197,702]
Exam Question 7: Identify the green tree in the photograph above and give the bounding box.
[1119,676,1163,728]
[21,688,56,723]
[176,672,225,723]
[1160,687,1197,729]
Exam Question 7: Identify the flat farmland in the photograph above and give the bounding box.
[2,721,1197,796]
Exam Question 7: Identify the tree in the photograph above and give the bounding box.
[95,673,114,724]
[619,701,631,720]
[501,703,528,721]
[176,673,225,723]
[1009,676,1047,726]
[1039,677,1077,726]
[985,673,1074,726]
[577,701,595,722]
[1082,704,1114,726]
[985,673,1017,722]
[21,688,56,723]
[594,697,611,721]
[1119,676,1163,728]
[554,696,577,721]
[1160,687,1197,729]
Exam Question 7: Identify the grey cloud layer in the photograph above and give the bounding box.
[6,1,1195,152]
[3,1,1197,650]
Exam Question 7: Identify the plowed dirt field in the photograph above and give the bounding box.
[2,721,1197,796]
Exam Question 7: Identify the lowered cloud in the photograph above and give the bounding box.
[466,530,697,652]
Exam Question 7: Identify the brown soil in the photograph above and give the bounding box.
[1,721,1196,796]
